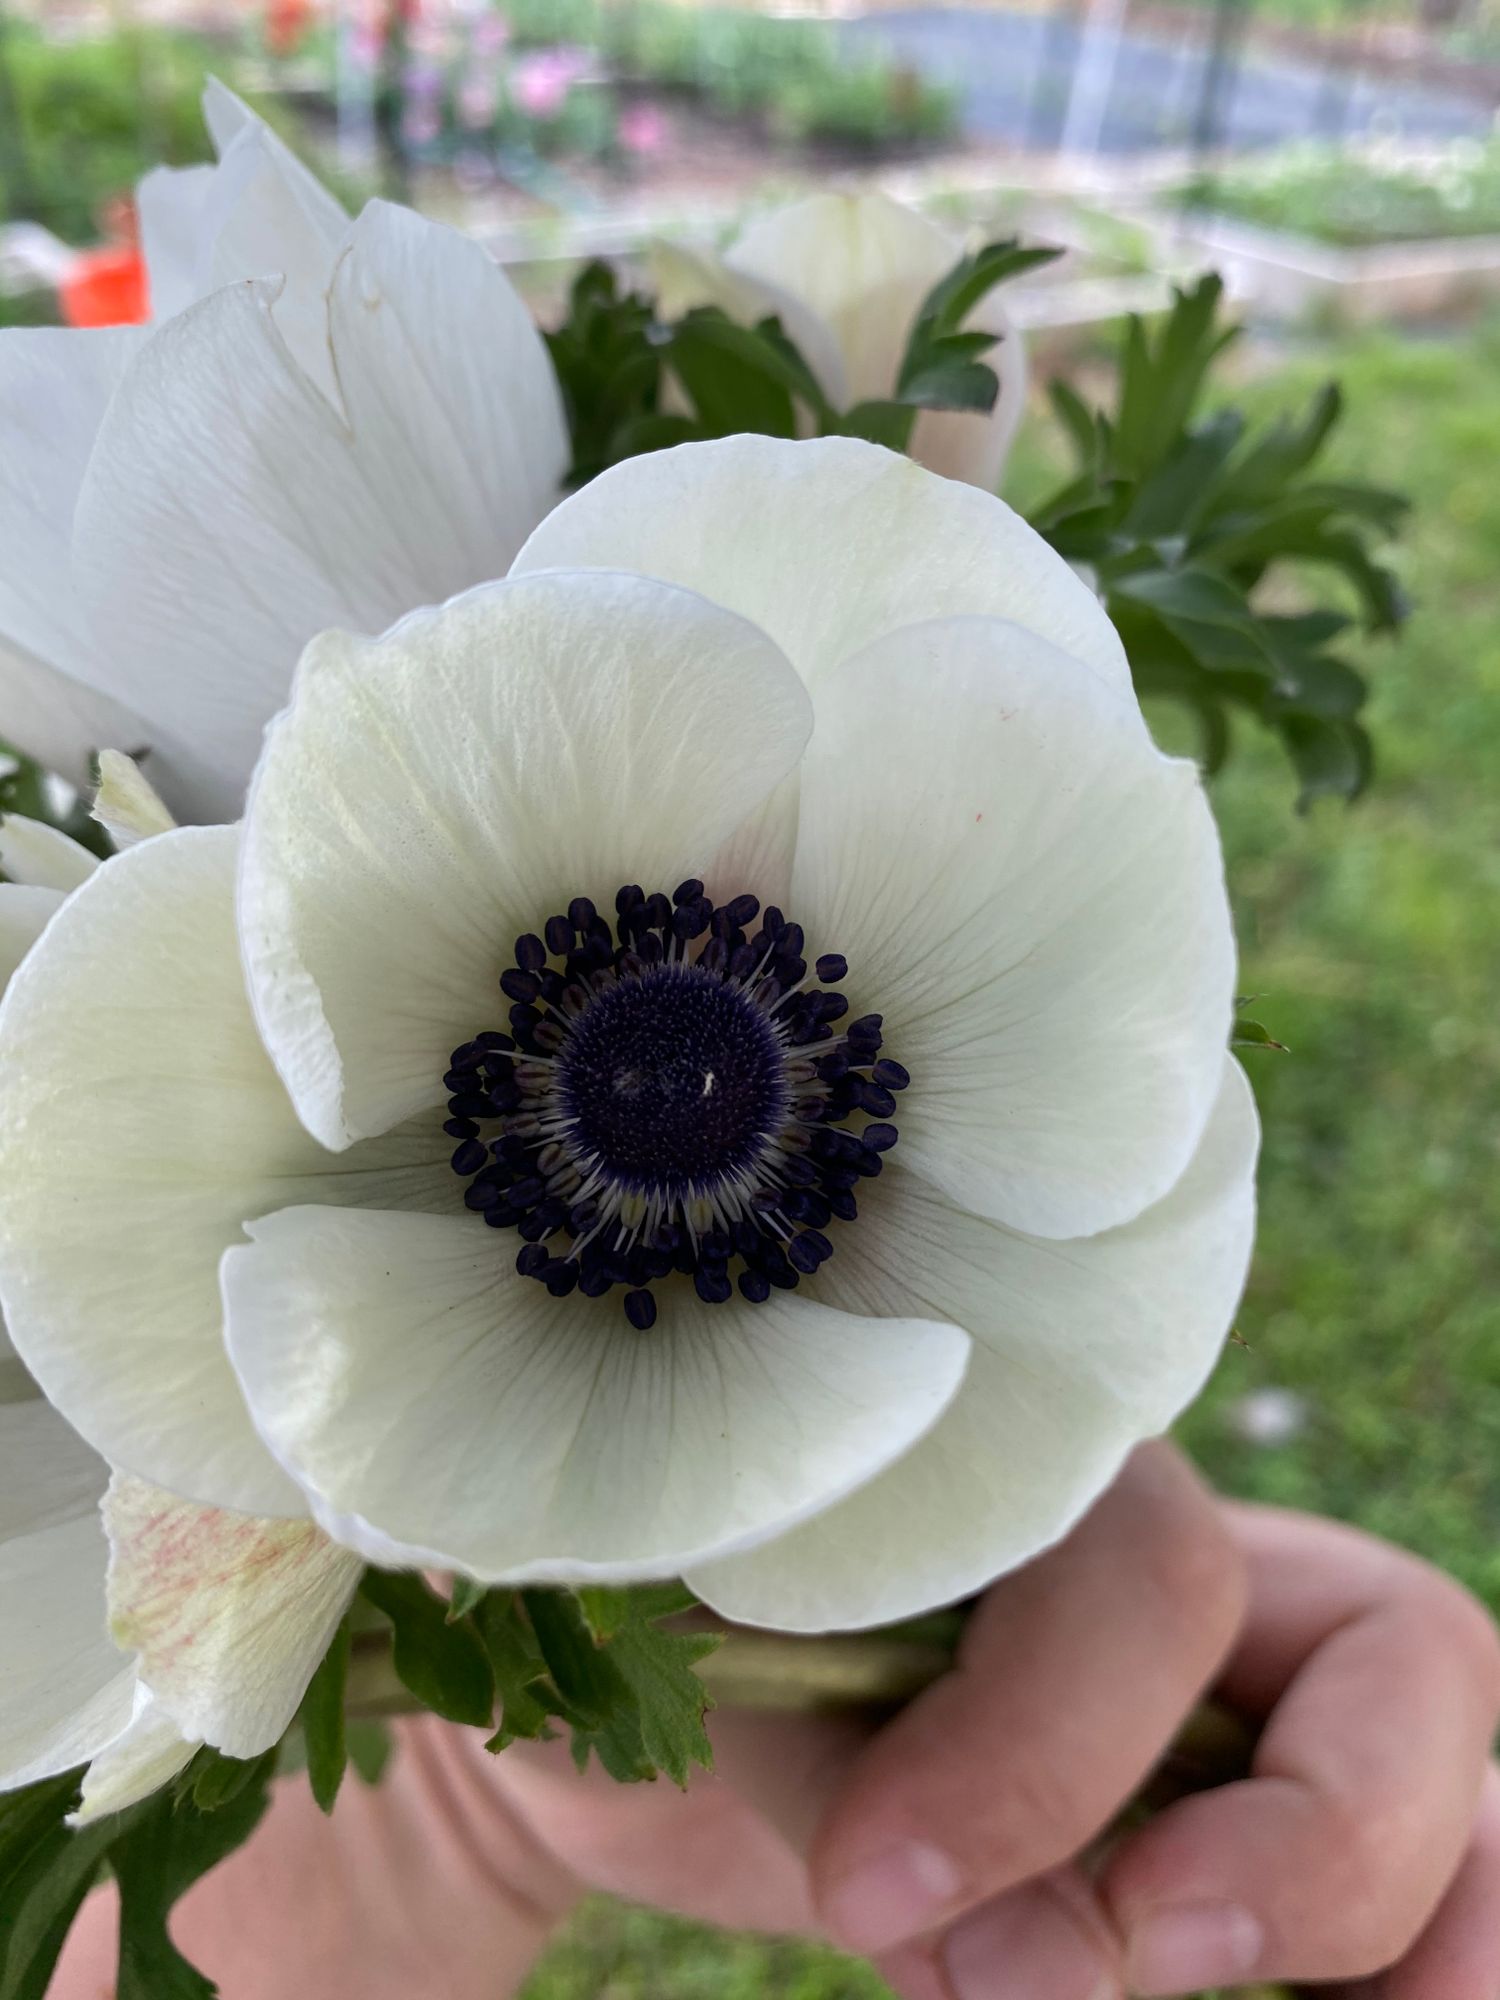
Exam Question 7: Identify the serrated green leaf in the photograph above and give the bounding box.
[299,1615,351,1813]
[566,1584,718,1787]
[359,1570,495,1728]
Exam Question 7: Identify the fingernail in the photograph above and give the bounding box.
[1125,1904,1263,1995]
[944,1887,1116,2000]
[824,1841,964,1954]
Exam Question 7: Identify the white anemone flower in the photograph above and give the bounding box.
[0,438,1257,1635]
[0,807,361,1815]
[651,192,1029,494]
[0,84,566,821]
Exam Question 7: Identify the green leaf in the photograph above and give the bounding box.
[447,1576,488,1623]
[523,1585,716,1786]
[664,310,798,439]
[472,1592,558,1750]
[829,398,916,450]
[1233,1015,1289,1052]
[299,1615,352,1813]
[0,1770,115,2000]
[1284,714,1374,808]
[177,1747,268,1814]
[113,1758,276,2000]
[897,357,998,415]
[347,1721,394,1787]
[359,1570,495,1728]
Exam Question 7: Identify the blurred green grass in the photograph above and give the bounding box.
[519,318,1500,1995]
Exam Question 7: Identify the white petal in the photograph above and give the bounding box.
[73,1694,196,1823]
[325,200,569,588]
[239,570,813,1149]
[0,813,97,891]
[104,1474,362,1759]
[0,825,454,1515]
[136,162,216,322]
[195,103,348,403]
[223,1206,970,1582]
[0,883,61,991]
[689,1058,1258,1629]
[91,750,177,851]
[727,192,957,404]
[0,1399,138,1791]
[511,434,1132,700]
[793,616,1235,1237]
[70,203,568,822]
[0,324,147,677]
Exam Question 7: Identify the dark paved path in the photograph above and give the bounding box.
[840,7,1491,153]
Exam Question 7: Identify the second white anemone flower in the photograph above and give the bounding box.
[651,191,1030,493]
[0,437,1256,1633]
[0,85,566,819]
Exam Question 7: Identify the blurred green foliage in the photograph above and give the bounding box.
[498,0,957,149]
[519,317,1500,2000]
[1185,137,1500,248]
[0,21,214,241]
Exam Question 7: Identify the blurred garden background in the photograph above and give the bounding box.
[3,0,1500,1993]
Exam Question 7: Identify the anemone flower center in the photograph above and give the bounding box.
[443,882,909,1327]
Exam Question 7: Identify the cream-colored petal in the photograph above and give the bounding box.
[0,813,97,891]
[727,191,957,405]
[73,1695,196,1823]
[0,824,455,1516]
[688,1059,1258,1630]
[91,750,177,851]
[0,883,61,991]
[104,1474,362,1759]
[647,237,849,410]
[224,1206,970,1583]
[239,570,813,1149]
[792,616,1234,1238]
[511,434,1132,699]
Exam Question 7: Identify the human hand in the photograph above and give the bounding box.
[51,1445,1500,2000]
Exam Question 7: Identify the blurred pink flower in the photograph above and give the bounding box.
[510,47,589,120]
[618,102,669,156]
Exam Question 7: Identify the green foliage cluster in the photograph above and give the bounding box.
[548,259,1405,803]
[1034,274,1406,805]
[0,22,214,241]
[497,0,957,149]
[1184,136,1500,249]
[0,1577,716,1995]
[544,241,1050,484]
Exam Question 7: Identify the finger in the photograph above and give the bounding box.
[812,1443,1247,1958]
[1377,1763,1500,2000]
[927,1869,1125,2000]
[1104,1507,1500,1992]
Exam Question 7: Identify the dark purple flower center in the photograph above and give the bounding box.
[443,881,909,1327]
